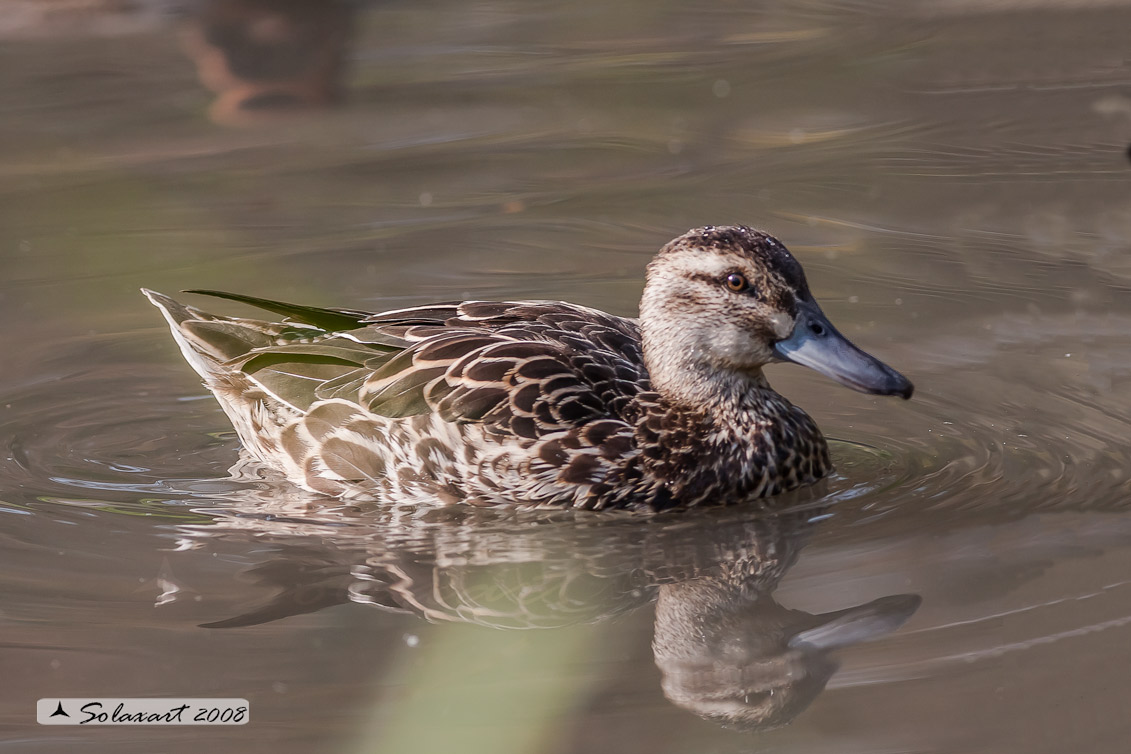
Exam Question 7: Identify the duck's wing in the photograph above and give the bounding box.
[355,300,649,439]
[147,291,648,438]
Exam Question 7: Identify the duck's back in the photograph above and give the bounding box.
[145,290,654,508]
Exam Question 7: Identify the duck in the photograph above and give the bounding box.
[144,225,912,510]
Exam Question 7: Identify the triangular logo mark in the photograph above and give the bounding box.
[50,702,69,717]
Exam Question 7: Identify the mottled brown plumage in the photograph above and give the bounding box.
[145,226,912,509]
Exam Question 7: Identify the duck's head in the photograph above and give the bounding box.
[640,226,913,404]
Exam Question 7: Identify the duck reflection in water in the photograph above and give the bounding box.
[189,493,919,731]
[179,0,355,125]
[653,563,919,730]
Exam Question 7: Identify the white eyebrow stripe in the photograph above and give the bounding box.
[666,250,739,277]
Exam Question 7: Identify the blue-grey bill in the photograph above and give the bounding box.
[772,300,913,399]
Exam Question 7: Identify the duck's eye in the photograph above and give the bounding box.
[725,273,749,292]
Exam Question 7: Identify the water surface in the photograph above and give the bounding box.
[1,1,1130,752]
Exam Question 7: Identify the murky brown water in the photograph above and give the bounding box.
[2,1,1130,752]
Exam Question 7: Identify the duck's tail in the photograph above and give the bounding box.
[142,288,285,383]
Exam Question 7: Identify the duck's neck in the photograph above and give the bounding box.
[635,366,830,506]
